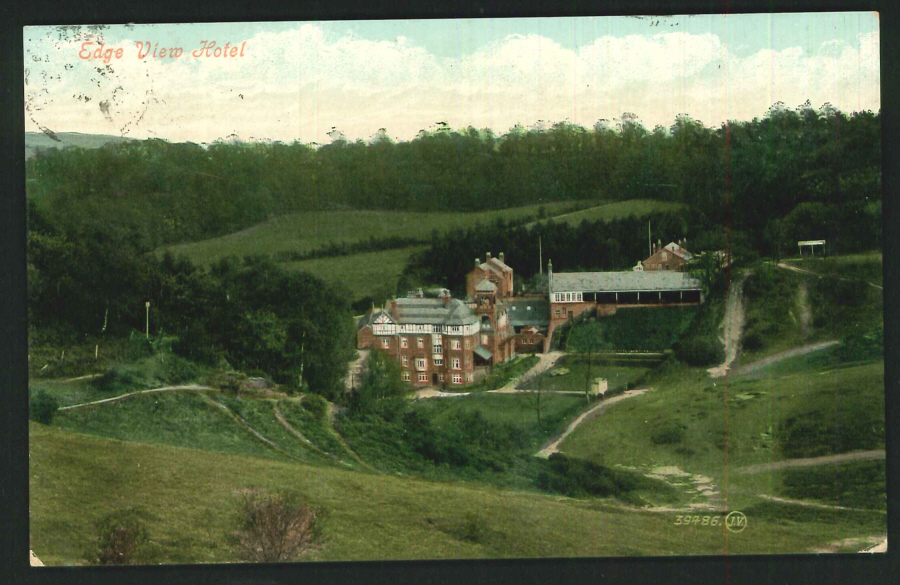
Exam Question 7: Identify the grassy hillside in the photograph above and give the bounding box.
[283,246,427,302]
[528,199,683,228]
[520,357,650,394]
[30,422,885,565]
[741,259,883,362]
[162,202,585,268]
[783,251,883,288]
[559,358,885,514]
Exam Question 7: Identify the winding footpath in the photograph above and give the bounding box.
[777,261,883,290]
[735,449,885,474]
[58,384,212,411]
[734,339,839,376]
[535,388,648,458]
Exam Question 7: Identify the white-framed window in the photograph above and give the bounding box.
[401,371,410,381]
[401,337,408,348]
[554,309,561,318]
[418,373,428,382]
[434,357,443,366]
[416,358,427,370]
[464,339,471,349]
[432,343,442,354]
[381,338,390,348]
[438,374,445,383]
[432,325,442,333]
[417,338,424,348]
[452,339,461,350]
[452,374,462,384]
[452,358,461,370]
[401,355,408,367]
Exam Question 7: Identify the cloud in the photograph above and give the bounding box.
[23,24,881,144]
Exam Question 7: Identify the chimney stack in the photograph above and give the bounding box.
[486,252,492,261]
[390,299,398,319]
[475,257,480,267]
[499,252,505,263]
[652,243,656,254]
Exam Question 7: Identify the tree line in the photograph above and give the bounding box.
[25,102,880,257]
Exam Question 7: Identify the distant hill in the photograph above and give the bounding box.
[25,131,134,159]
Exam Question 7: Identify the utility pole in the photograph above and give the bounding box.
[648,220,652,258]
[539,235,543,275]
[145,301,150,338]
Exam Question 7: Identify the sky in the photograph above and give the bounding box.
[23,13,880,144]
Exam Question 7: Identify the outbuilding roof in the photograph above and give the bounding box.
[475,279,497,292]
[392,297,479,326]
[550,271,702,293]
[507,298,550,327]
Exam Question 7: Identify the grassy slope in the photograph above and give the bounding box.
[741,258,884,363]
[520,358,649,394]
[162,202,584,267]
[30,422,883,565]
[560,358,885,512]
[784,251,883,287]
[528,199,683,227]
[282,246,427,301]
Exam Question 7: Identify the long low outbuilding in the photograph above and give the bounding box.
[549,269,703,323]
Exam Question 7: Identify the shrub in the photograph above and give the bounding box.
[173,327,220,366]
[162,355,201,385]
[29,389,59,425]
[207,371,247,395]
[301,393,329,421]
[229,490,325,562]
[85,509,151,565]
[91,366,144,393]
[651,422,685,445]
[457,511,489,543]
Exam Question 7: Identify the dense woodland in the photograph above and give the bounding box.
[25,102,881,396]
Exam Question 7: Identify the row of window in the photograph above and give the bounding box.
[399,355,469,369]
[401,372,474,384]
[381,337,471,350]
[552,292,584,303]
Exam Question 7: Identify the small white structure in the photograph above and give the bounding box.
[591,377,609,396]
[798,240,826,257]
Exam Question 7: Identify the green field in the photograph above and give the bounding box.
[559,359,885,515]
[30,421,886,565]
[283,246,427,301]
[520,356,650,394]
[784,251,883,288]
[163,202,587,268]
[566,306,699,352]
[741,260,884,362]
[528,199,683,228]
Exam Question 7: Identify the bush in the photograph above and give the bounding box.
[91,366,144,393]
[207,371,247,395]
[229,490,325,562]
[651,422,685,445]
[85,509,151,565]
[675,336,724,366]
[301,393,329,421]
[457,511,489,543]
[162,355,201,385]
[29,389,59,425]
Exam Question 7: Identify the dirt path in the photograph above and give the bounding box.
[201,394,302,461]
[495,351,565,392]
[758,494,884,513]
[861,539,888,553]
[734,339,839,376]
[323,402,378,471]
[535,388,648,458]
[778,261,884,290]
[707,273,748,378]
[58,384,212,411]
[55,373,103,383]
[798,282,811,338]
[735,449,885,474]
[344,349,369,390]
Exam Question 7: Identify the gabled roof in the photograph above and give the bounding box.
[551,271,702,293]
[663,242,694,261]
